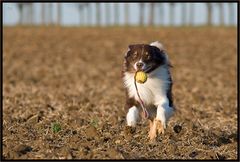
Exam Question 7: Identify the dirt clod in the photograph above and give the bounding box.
[27,114,39,124]
[14,145,32,156]
[173,125,182,133]
[85,126,98,138]
[216,153,226,160]
[189,151,198,158]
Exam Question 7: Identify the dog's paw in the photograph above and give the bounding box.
[148,128,157,141]
[148,119,165,141]
[155,119,165,135]
[148,120,157,140]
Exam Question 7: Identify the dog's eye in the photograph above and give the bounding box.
[145,52,151,60]
[133,52,138,58]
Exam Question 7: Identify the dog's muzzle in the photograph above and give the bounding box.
[134,61,146,71]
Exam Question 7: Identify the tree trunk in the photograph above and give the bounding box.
[169,3,175,26]
[82,4,86,26]
[96,3,100,26]
[79,4,84,26]
[114,3,119,25]
[189,3,194,26]
[206,3,213,26]
[18,3,24,25]
[45,3,49,25]
[106,3,110,26]
[124,3,129,26]
[139,3,144,26]
[87,4,92,26]
[158,3,164,26]
[181,3,187,26]
[57,3,61,26]
[26,3,33,25]
[228,3,234,25]
[26,4,31,25]
[41,3,45,25]
[149,3,154,26]
[219,3,224,26]
[49,3,53,25]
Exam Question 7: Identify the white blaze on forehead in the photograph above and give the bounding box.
[134,46,147,70]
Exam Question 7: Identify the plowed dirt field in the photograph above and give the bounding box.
[2,27,238,159]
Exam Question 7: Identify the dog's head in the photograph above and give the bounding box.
[124,41,169,73]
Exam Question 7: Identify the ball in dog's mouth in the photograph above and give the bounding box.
[135,71,148,84]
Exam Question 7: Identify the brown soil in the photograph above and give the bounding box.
[2,26,238,160]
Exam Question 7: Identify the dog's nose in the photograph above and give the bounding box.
[137,62,144,68]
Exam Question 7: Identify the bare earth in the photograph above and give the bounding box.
[2,27,238,160]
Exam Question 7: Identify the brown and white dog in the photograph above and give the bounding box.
[122,41,174,140]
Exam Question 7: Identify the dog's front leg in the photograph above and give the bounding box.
[126,106,140,127]
[149,97,173,140]
[155,96,174,134]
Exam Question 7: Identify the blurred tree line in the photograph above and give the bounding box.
[16,3,236,26]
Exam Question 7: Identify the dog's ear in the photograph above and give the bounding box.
[150,41,165,51]
[152,46,170,66]
[128,44,135,50]
[125,44,135,58]
[125,45,133,58]
[150,41,170,64]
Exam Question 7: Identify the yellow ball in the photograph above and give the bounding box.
[135,71,148,84]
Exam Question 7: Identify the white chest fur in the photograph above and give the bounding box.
[123,66,171,106]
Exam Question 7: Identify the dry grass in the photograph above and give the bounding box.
[2,26,238,159]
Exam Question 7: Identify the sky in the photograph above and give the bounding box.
[3,3,238,26]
